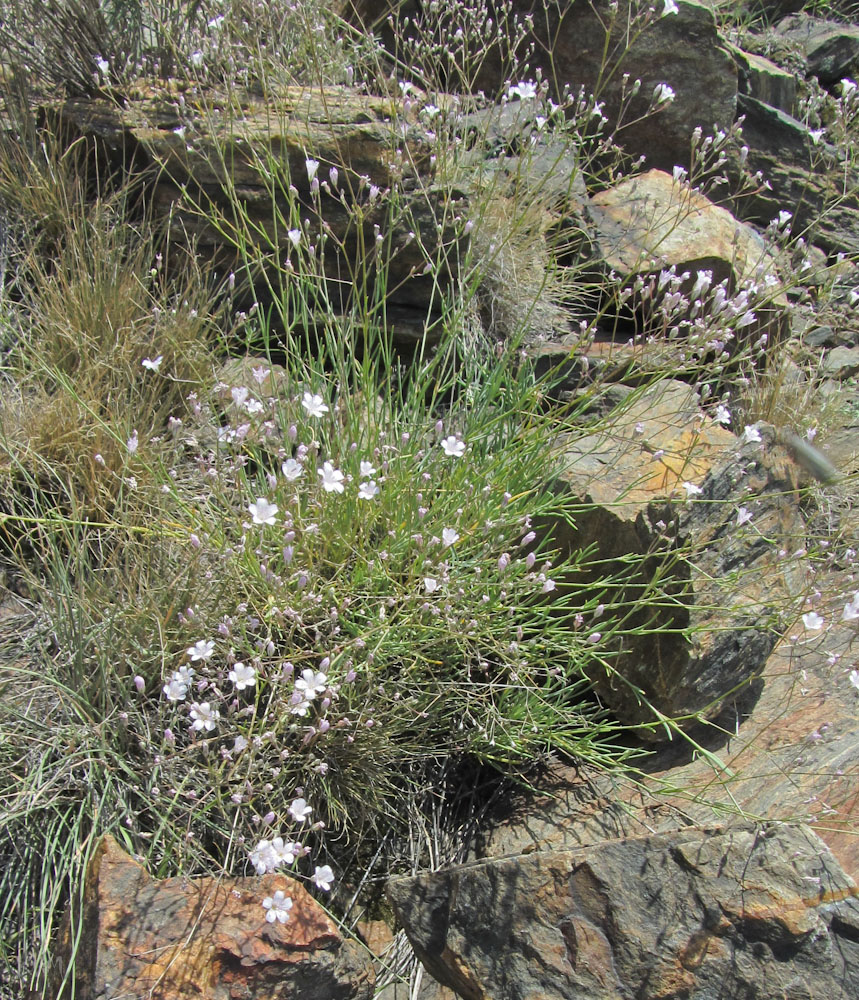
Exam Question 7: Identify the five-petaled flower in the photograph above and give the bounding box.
[653,83,676,105]
[288,797,313,823]
[682,482,703,498]
[187,640,215,661]
[282,458,304,481]
[189,701,220,731]
[442,527,460,547]
[842,592,859,622]
[229,662,257,691]
[507,81,537,100]
[740,424,762,445]
[313,865,335,891]
[441,435,466,457]
[249,498,278,525]
[318,462,345,493]
[295,669,328,700]
[662,0,679,14]
[262,890,293,924]
[358,480,380,500]
[736,506,754,526]
[802,611,825,630]
[141,355,163,372]
[360,460,376,477]
[301,391,329,417]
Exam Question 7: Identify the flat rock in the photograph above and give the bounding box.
[589,168,777,289]
[52,835,374,1000]
[550,381,805,734]
[389,823,859,1000]
[52,87,467,323]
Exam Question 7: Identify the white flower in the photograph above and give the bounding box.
[305,158,320,182]
[288,797,313,823]
[714,404,731,426]
[190,50,204,68]
[841,593,859,622]
[187,640,215,661]
[318,462,345,493]
[142,355,163,372]
[424,577,440,593]
[808,128,825,145]
[313,865,335,891]
[802,611,825,630]
[295,669,328,700]
[442,527,460,547]
[359,460,376,477]
[207,14,225,29]
[234,735,248,752]
[162,676,188,702]
[736,506,754,526]
[672,165,688,183]
[358,480,380,500]
[262,890,293,924]
[440,435,466,457]
[653,83,676,105]
[287,228,302,247]
[231,386,249,407]
[776,210,793,229]
[271,837,300,866]
[301,391,329,417]
[229,662,257,691]
[245,399,263,415]
[740,424,762,445]
[126,430,139,454]
[95,56,110,76]
[248,497,278,525]
[662,0,679,13]
[507,81,537,101]
[282,458,304,481]
[682,482,703,498]
[249,839,277,874]
[542,578,556,593]
[841,78,857,100]
[849,669,859,691]
[289,693,312,716]
[189,701,220,732]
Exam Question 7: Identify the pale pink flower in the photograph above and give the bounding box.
[318,462,345,493]
[262,890,293,923]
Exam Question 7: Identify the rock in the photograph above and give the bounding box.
[732,94,859,256]
[775,13,859,85]
[51,835,374,1000]
[51,87,467,329]
[346,0,737,172]
[549,382,804,734]
[588,168,779,290]
[822,345,859,378]
[389,823,859,1000]
[732,46,797,114]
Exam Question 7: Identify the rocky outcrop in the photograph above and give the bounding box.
[52,835,374,1000]
[549,383,804,734]
[53,88,467,329]
[347,0,737,173]
[389,823,859,1000]
[774,12,859,85]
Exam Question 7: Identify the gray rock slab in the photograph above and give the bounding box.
[389,823,859,1000]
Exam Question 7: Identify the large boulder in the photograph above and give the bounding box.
[345,0,737,172]
[52,87,467,334]
[549,381,804,735]
[51,835,374,1000]
[389,823,859,1000]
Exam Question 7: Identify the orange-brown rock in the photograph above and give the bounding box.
[52,835,374,1000]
